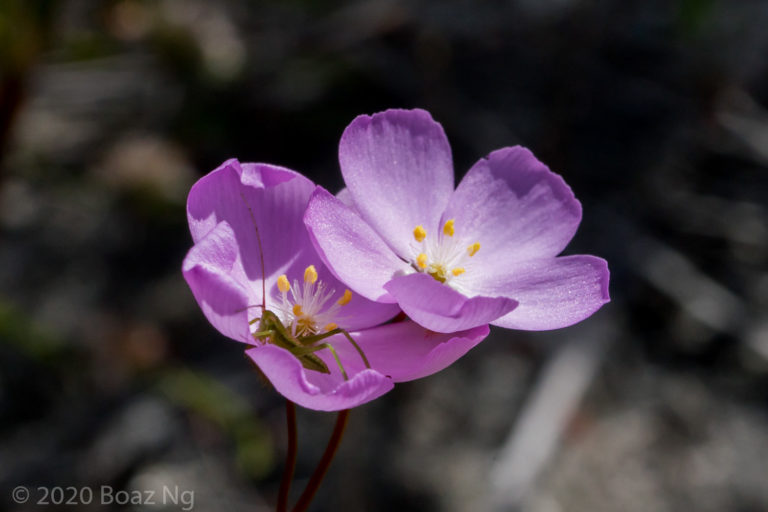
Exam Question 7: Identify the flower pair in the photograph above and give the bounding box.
[183,109,610,411]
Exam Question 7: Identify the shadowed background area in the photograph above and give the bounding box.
[2,1,767,511]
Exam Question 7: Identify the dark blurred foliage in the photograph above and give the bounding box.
[1,1,767,511]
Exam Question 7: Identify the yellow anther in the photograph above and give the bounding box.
[443,219,455,237]
[467,242,481,257]
[452,267,465,277]
[324,322,338,332]
[338,289,352,306]
[417,253,428,269]
[277,274,291,293]
[413,225,427,242]
[304,265,318,284]
[292,304,303,316]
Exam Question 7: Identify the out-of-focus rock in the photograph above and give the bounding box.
[81,398,177,483]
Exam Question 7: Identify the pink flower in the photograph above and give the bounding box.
[182,159,488,411]
[304,109,610,333]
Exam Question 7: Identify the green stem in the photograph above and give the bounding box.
[291,410,350,512]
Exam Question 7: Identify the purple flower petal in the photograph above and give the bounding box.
[465,255,610,330]
[311,260,401,331]
[182,222,253,343]
[304,186,411,303]
[186,161,398,333]
[384,273,518,332]
[320,321,490,382]
[335,187,355,207]
[186,159,318,291]
[246,344,394,411]
[339,109,454,257]
[443,147,582,268]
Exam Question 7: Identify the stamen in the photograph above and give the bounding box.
[304,265,318,284]
[409,220,479,286]
[337,289,352,306]
[443,219,455,237]
[277,274,291,293]
[275,266,346,341]
[413,225,427,242]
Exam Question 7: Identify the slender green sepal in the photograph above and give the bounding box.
[290,342,348,380]
[301,328,371,370]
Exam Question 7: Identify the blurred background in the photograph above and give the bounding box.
[1,0,767,511]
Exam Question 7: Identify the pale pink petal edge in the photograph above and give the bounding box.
[246,344,394,411]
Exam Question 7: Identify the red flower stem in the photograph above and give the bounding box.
[291,409,350,512]
[277,400,298,512]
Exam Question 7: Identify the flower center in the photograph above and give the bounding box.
[275,265,352,337]
[410,219,480,285]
